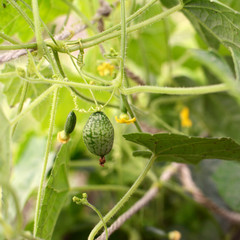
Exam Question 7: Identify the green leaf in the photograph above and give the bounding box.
[127,4,174,76]
[230,47,240,82]
[191,49,234,80]
[0,0,69,43]
[29,84,51,121]
[123,133,240,164]
[11,137,47,210]
[36,143,70,240]
[182,2,220,49]
[199,93,240,143]
[133,150,152,159]
[182,1,240,91]
[160,0,179,8]
[0,64,23,106]
[212,161,240,211]
[219,0,240,12]
[191,49,240,102]
[183,0,240,50]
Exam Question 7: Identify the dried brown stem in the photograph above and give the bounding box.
[125,67,145,85]
[178,164,240,224]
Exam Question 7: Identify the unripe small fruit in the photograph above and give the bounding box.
[64,111,77,135]
[83,111,114,166]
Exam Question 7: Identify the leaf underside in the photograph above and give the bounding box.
[124,133,240,164]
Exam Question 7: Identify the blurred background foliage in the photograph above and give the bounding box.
[1,0,240,239]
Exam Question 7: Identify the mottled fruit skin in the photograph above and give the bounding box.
[83,111,114,158]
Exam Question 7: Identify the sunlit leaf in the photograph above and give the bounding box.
[11,137,47,210]
[36,143,70,240]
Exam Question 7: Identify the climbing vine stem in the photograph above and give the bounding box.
[32,0,44,57]
[120,0,127,87]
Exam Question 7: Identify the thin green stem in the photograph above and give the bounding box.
[120,83,229,95]
[10,85,58,126]
[68,87,118,108]
[120,0,127,87]
[52,50,66,78]
[32,0,44,57]
[68,54,98,107]
[81,70,113,85]
[7,0,34,31]
[12,81,29,136]
[24,76,114,91]
[88,154,157,240]
[52,51,115,110]
[33,87,59,236]
[127,3,183,33]
[86,202,108,240]
[102,87,117,109]
[0,42,37,50]
[52,50,107,110]
[0,32,20,44]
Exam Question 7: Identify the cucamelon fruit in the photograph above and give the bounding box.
[64,111,77,135]
[57,111,77,144]
[83,111,114,166]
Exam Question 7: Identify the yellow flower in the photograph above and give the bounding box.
[180,107,192,127]
[97,62,114,76]
[115,113,136,124]
[168,230,181,240]
[57,130,70,143]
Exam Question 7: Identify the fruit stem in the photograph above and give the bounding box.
[99,156,106,167]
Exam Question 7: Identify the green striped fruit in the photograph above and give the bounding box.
[83,111,114,166]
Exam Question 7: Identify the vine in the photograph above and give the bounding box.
[1,0,239,239]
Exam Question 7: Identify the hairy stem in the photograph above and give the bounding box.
[0,32,20,45]
[120,0,126,87]
[85,202,108,240]
[32,0,44,57]
[120,83,229,95]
